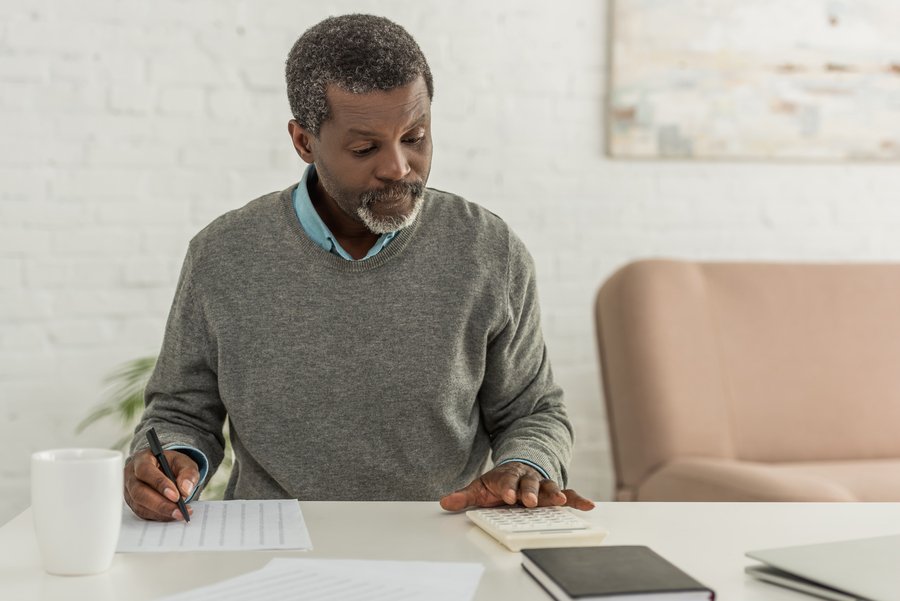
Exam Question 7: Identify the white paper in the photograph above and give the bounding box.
[117,499,312,552]
[154,558,484,601]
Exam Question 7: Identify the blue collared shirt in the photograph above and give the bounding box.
[293,164,398,260]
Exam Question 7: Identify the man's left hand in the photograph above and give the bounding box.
[439,462,595,512]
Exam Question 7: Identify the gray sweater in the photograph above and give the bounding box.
[131,185,574,501]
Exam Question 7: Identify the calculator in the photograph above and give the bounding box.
[465,506,608,552]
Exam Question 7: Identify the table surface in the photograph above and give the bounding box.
[2,501,899,600]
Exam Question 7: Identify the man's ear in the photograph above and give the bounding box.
[287,120,316,164]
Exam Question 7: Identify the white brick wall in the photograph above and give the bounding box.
[3,0,900,524]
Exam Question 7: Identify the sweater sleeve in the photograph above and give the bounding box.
[129,244,226,493]
[477,229,574,487]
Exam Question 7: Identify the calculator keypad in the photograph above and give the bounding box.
[468,507,589,532]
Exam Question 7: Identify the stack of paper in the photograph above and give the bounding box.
[117,500,313,552]
[154,558,485,601]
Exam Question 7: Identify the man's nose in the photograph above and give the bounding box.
[374,144,411,181]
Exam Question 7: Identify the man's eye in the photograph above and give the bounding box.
[404,135,425,145]
[352,147,375,156]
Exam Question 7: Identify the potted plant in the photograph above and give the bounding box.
[77,357,233,499]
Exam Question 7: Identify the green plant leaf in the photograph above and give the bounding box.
[76,357,156,433]
[78,355,235,498]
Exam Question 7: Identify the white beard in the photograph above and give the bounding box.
[356,193,425,234]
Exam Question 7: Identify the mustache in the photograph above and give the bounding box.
[360,180,425,206]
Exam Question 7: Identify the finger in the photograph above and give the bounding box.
[517,472,541,508]
[123,458,136,510]
[537,479,568,507]
[440,479,484,512]
[485,469,524,506]
[127,479,195,522]
[439,491,471,512]
[127,481,181,521]
[132,451,180,503]
[167,451,200,499]
[440,479,505,511]
[123,452,169,521]
[561,488,596,511]
[174,504,195,520]
[125,452,196,521]
[123,480,144,519]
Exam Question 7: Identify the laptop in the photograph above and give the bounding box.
[745,535,900,601]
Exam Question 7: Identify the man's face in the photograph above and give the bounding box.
[297,77,433,234]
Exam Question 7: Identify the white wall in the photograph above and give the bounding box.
[3,0,900,524]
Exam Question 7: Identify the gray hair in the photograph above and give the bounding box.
[285,14,434,136]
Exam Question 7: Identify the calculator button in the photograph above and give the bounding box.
[465,506,608,552]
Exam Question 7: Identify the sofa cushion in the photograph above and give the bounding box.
[771,459,900,502]
[636,457,900,501]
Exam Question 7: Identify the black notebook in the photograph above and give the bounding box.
[522,546,716,601]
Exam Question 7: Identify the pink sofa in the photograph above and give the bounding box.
[595,259,900,501]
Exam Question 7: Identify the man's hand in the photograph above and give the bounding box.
[439,462,595,512]
[124,449,199,521]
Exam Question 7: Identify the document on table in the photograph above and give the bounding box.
[154,558,484,601]
[117,499,312,552]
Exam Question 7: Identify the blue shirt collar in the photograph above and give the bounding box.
[292,164,397,261]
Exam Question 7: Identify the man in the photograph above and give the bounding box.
[124,14,593,521]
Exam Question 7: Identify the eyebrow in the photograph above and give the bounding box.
[345,113,428,139]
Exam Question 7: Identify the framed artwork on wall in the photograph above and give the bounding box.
[608,0,900,160]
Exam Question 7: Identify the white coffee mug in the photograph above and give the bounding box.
[31,448,123,575]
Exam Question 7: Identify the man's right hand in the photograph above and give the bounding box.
[124,449,199,521]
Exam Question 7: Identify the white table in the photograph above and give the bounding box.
[1,501,899,600]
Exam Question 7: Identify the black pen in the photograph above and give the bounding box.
[146,427,190,522]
